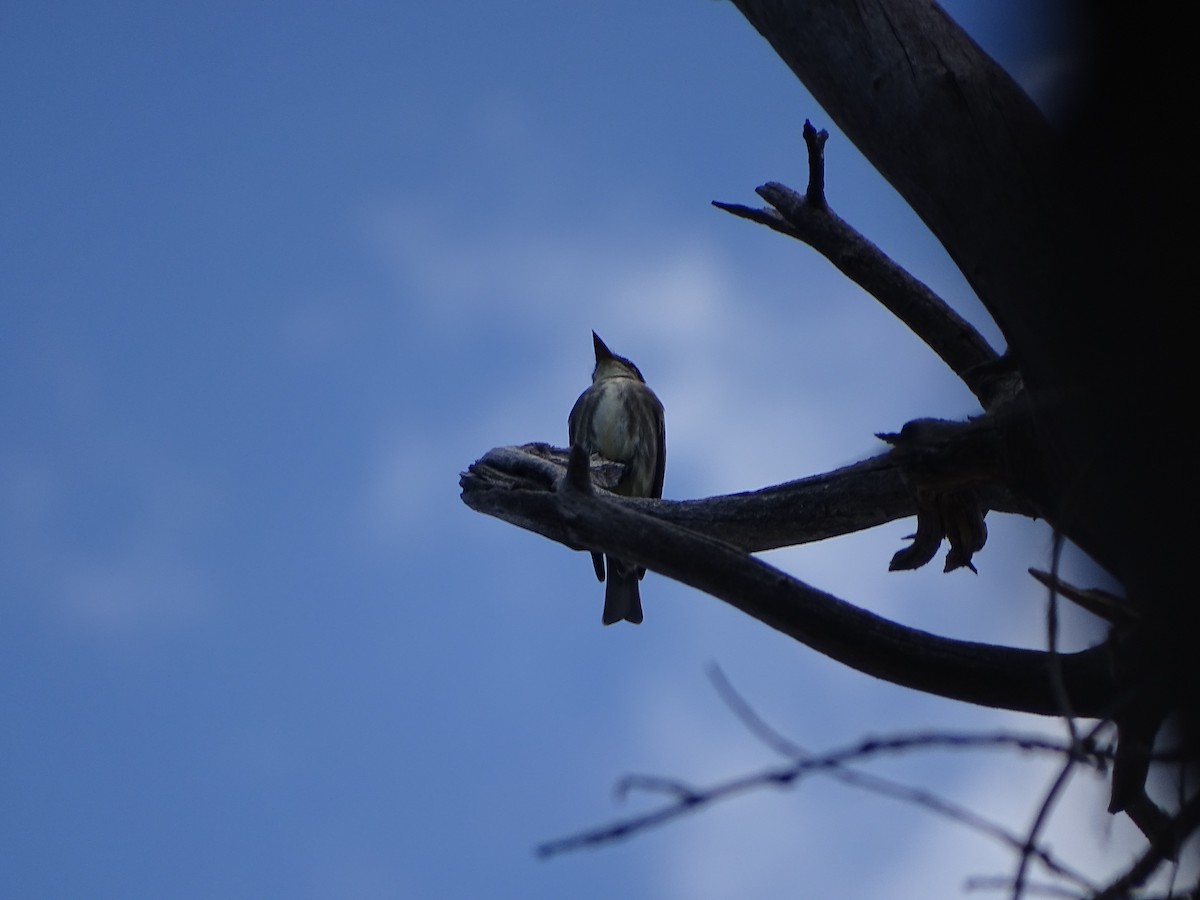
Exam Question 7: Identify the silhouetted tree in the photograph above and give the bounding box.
[462,3,1196,895]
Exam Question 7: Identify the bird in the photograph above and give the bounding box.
[568,331,666,625]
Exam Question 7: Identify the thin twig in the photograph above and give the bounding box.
[1010,719,1109,900]
[712,123,1007,407]
[1094,792,1200,898]
[802,119,828,207]
[706,666,1098,892]
[965,874,1088,898]
[540,721,1103,894]
[705,663,806,758]
[1027,568,1138,626]
[1044,531,1081,744]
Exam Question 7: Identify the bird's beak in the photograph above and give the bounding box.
[592,331,613,362]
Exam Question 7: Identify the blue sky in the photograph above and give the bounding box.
[1,3,1175,898]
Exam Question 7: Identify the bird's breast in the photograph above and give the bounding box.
[590,380,639,461]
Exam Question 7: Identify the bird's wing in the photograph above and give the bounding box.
[567,390,587,448]
[651,396,666,499]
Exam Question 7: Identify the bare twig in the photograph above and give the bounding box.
[1044,532,1081,743]
[1028,569,1138,626]
[801,119,828,207]
[705,663,805,759]
[724,0,1067,389]
[1011,719,1110,900]
[613,775,700,805]
[965,875,1087,898]
[707,665,1099,892]
[705,663,1110,771]
[1094,792,1200,898]
[539,722,1101,892]
[713,123,1008,407]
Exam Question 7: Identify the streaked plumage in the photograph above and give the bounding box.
[568,332,666,625]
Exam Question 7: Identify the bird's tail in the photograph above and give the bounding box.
[602,557,644,625]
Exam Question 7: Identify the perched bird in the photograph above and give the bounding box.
[568,332,666,625]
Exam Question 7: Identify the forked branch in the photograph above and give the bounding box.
[538,725,1106,897]
[714,121,1012,408]
[461,444,1116,717]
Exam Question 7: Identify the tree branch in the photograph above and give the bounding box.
[539,726,1107,894]
[1094,791,1200,899]
[722,0,1179,636]
[725,0,1065,371]
[462,420,1034,562]
[461,442,917,554]
[462,444,1117,717]
[714,121,1010,408]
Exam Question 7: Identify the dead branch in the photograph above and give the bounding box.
[463,444,1117,717]
[714,121,1010,408]
[460,442,920,555]
[725,1,1066,377]
[538,726,1105,894]
[1093,792,1200,899]
[463,410,1039,562]
[1028,569,1139,626]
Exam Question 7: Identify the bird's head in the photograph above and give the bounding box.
[591,331,646,383]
